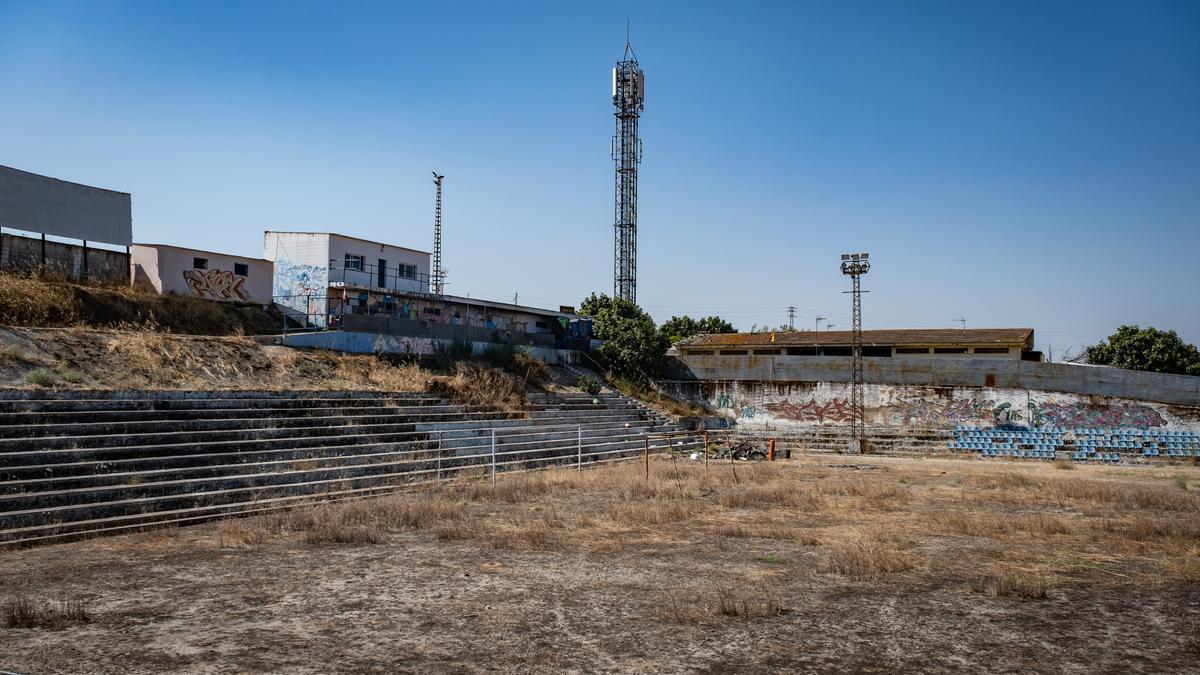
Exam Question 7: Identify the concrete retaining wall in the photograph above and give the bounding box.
[0,232,128,282]
[279,330,580,365]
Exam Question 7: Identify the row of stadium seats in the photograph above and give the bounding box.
[948,426,1200,462]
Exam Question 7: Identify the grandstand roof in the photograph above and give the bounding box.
[678,328,1034,349]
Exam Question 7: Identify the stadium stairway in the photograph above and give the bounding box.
[0,388,701,547]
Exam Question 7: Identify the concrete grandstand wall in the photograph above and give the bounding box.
[662,355,1200,434]
[667,355,1200,408]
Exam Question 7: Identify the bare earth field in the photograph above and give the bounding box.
[2,455,1199,674]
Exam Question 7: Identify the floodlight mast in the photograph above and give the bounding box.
[840,252,871,452]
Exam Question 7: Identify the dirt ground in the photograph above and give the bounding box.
[2,455,1198,674]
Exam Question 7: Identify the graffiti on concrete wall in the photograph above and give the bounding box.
[182,269,251,301]
[888,396,995,425]
[1033,401,1166,428]
[763,398,856,423]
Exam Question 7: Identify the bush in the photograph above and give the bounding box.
[24,368,57,387]
[577,374,602,396]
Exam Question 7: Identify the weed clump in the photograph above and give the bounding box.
[3,595,91,629]
[818,540,915,580]
[23,368,57,387]
[970,572,1049,599]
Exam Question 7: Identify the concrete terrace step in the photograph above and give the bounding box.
[0,428,687,504]
[1,435,706,536]
[0,386,704,546]
[0,418,669,479]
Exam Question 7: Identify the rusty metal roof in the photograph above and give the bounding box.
[678,328,1034,349]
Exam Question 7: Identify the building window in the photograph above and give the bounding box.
[895,347,930,354]
[400,264,417,279]
[973,347,1009,354]
[753,349,781,355]
[423,306,441,316]
[193,257,208,270]
[535,321,549,330]
[719,350,748,356]
[786,347,817,356]
[345,254,364,271]
[933,347,968,354]
[234,263,249,276]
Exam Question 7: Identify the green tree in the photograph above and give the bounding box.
[579,293,669,382]
[659,315,737,343]
[1084,325,1200,376]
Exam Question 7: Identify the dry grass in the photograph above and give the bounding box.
[970,571,1050,599]
[817,540,916,580]
[430,360,527,412]
[3,595,91,630]
[190,456,1200,592]
[660,583,785,623]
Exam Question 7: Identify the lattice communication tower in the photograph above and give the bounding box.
[612,41,645,303]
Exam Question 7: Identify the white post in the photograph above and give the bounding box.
[436,430,442,482]
[491,429,497,486]
[577,425,582,471]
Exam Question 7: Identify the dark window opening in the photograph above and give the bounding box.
[753,349,781,355]
[193,257,208,270]
[378,259,387,287]
[687,350,714,356]
[974,347,1009,354]
[863,346,892,357]
[233,262,249,276]
[786,347,818,356]
[895,347,929,354]
[719,350,748,356]
[535,321,549,330]
[820,347,852,356]
[423,307,441,316]
[345,254,364,271]
[934,347,968,354]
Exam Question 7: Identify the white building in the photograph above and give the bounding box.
[131,243,273,305]
[265,231,432,322]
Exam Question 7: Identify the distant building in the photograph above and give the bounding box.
[265,230,580,347]
[131,244,273,304]
[678,328,1041,361]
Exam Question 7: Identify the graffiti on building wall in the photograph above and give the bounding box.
[182,269,251,301]
[1034,401,1166,428]
[763,398,856,423]
[273,262,327,326]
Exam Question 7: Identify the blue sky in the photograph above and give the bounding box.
[1,0,1197,357]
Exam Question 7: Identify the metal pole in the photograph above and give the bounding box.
[704,431,709,472]
[577,425,582,471]
[491,429,497,486]
[81,240,87,282]
[437,430,443,482]
[644,437,649,480]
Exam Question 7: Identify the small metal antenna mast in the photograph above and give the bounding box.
[431,172,445,295]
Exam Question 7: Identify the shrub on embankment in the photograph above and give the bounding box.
[0,273,281,335]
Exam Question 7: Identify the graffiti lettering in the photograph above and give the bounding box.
[763,398,855,423]
[740,405,756,419]
[889,397,993,425]
[716,394,732,410]
[1035,402,1165,428]
[182,269,251,301]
